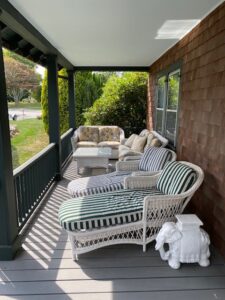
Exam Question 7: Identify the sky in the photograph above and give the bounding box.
[35,64,45,78]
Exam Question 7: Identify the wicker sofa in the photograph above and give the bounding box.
[119,129,168,161]
[71,126,125,159]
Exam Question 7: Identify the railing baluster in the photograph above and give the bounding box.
[61,128,73,167]
[13,129,73,231]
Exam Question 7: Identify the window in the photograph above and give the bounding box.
[155,67,180,147]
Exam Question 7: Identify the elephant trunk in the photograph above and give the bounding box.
[155,236,169,261]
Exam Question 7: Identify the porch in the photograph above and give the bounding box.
[0,0,225,298]
[0,159,225,299]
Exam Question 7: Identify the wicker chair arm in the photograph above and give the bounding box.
[119,128,125,143]
[71,136,79,152]
[124,174,160,189]
[132,170,161,177]
[116,160,139,171]
[144,193,185,204]
[124,155,142,161]
[120,138,127,145]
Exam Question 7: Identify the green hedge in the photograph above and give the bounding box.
[41,69,69,135]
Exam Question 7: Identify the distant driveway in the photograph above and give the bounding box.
[8,108,41,120]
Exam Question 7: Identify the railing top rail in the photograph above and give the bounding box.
[60,128,74,140]
[13,143,56,177]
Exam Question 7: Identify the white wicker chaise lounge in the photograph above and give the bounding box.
[67,147,177,198]
[59,161,204,260]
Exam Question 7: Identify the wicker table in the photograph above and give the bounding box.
[73,147,112,173]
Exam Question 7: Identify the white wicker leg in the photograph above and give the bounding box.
[142,223,147,252]
[68,233,78,261]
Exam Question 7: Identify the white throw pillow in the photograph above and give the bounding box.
[131,135,147,152]
[125,134,138,148]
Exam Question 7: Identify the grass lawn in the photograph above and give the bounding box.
[10,119,49,169]
[8,102,41,110]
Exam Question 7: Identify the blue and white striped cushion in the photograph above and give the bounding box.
[156,161,197,195]
[59,189,164,231]
[138,147,172,171]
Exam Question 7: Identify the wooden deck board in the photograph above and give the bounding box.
[0,160,225,299]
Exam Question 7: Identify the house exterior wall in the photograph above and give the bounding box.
[147,2,225,256]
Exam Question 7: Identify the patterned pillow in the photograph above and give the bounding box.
[79,126,99,143]
[139,147,172,171]
[139,129,150,137]
[144,133,154,151]
[131,135,147,152]
[156,161,197,195]
[150,137,162,147]
[99,127,120,142]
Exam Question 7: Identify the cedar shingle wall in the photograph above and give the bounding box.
[147,2,225,256]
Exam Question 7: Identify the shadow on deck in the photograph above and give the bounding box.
[0,160,225,299]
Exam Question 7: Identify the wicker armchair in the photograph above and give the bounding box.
[59,161,204,260]
[68,148,176,198]
[116,149,177,173]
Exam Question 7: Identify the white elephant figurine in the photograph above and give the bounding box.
[155,221,210,269]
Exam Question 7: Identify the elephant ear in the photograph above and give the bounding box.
[167,228,182,243]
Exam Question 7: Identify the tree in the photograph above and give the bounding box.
[4,56,40,104]
[75,72,110,126]
[41,68,69,135]
[41,70,111,134]
[58,69,69,134]
[84,72,148,136]
[3,48,36,69]
[31,85,42,102]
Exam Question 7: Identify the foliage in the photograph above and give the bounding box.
[41,70,112,134]
[3,48,36,69]
[84,72,148,135]
[41,69,49,133]
[4,56,40,104]
[58,69,69,134]
[168,73,180,109]
[31,85,42,102]
[75,72,110,126]
[41,68,69,135]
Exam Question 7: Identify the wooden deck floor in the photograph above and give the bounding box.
[0,160,225,299]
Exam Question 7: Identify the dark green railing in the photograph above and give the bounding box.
[61,128,73,167]
[13,143,58,230]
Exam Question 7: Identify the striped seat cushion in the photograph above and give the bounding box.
[156,161,197,195]
[139,147,172,171]
[59,189,164,231]
[67,171,131,197]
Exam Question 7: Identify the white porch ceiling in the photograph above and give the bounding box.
[9,0,224,67]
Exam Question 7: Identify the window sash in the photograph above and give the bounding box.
[155,67,180,147]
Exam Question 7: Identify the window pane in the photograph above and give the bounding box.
[165,110,177,142]
[167,71,180,110]
[165,70,180,143]
[157,76,166,108]
[156,109,163,133]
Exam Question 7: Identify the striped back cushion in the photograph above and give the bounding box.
[156,161,197,194]
[138,147,172,171]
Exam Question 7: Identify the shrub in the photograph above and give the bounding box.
[84,72,148,136]
[75,72,110,127]
[41,70,113,134]
[41,68,69,135]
